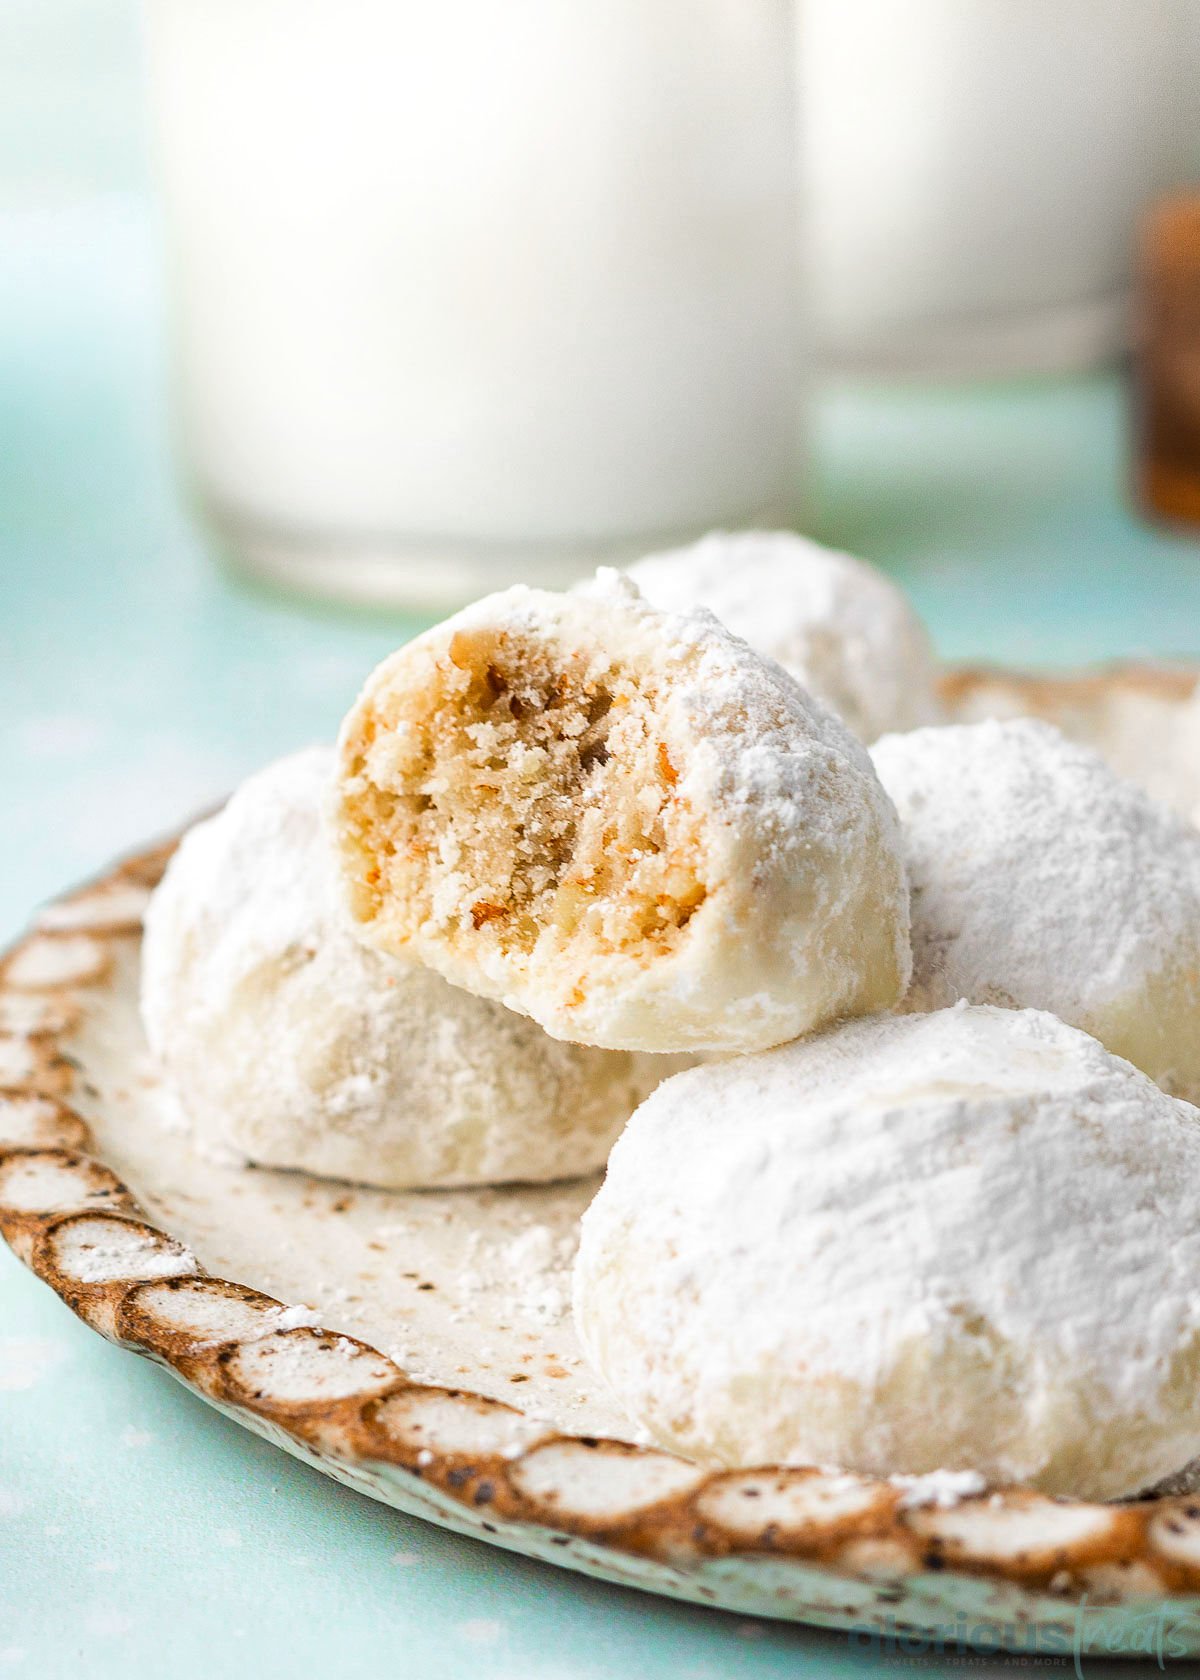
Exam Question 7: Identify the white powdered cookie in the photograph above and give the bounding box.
[624,530,941,742]
[333,574,910,1054]
[141,749,663,1190]
[574,1005,1200,1500]
[872,717,1200,1102]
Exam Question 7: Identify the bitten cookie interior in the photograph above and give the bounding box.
[346,606,706,965]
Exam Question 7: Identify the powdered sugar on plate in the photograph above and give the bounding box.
[458,1224,578,1328]
[892,1469,988,1509]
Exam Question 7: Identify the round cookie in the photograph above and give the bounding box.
[574,1005,1200,1501]
[871,717,1200,1102]
[333,573,911,1054]
[141,748,662,1190]
[624,530,941,742]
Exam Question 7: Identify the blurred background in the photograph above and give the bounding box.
[5,0,1200,921]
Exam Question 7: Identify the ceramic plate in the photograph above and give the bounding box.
[4,664,1200,1658]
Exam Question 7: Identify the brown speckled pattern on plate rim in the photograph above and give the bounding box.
[5,664,1200,1631]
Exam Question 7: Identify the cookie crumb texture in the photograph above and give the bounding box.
[335,579,911,1052]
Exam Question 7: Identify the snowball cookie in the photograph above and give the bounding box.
[623,530,941,743]
[871,717,1200,1103]
[333,573,911,1055]
[574,1005,1200,1500]
[141,748,662,1190]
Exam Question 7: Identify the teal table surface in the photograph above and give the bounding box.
[6,9,1200,1678]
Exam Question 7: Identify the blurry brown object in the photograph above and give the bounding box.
[1135,196,1200,528]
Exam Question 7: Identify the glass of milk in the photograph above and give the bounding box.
[145,0,803,608]
[803,0,1185,373]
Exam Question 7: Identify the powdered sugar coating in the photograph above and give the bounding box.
[624,531,941,742]
[871,718,1200,1101]
[574,1005,1200,1500]
[141,749,661,1189]
[943,668,1200,826]
[334,574,911,1053]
